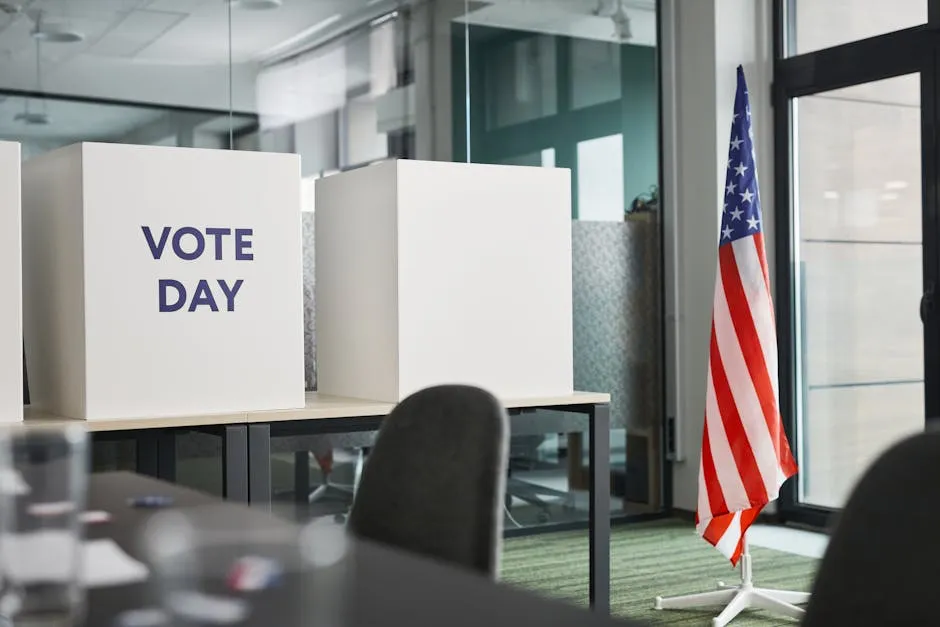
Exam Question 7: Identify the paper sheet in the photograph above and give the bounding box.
[83,538,150,587]
[0,469,29,495]
[1,532,149,587]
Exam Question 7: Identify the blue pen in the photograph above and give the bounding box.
[127,496,174,508]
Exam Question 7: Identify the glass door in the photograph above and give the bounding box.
[788,74,925,510]
[772,0,940,526]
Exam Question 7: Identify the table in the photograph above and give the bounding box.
[243,391,612,613]
[25,390,612,613]
[86,472,638,627]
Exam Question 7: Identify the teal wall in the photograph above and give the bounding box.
[621,44,659,209]
[452,26,659,218]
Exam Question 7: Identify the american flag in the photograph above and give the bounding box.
[695,66,798,565]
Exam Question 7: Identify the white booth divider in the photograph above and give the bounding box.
[315,159,574,403]
[0,142,22,423]
[22,143,305,420]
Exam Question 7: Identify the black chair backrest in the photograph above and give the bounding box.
[802,430,940,627]
[347,384,509,577]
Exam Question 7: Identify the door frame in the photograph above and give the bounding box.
[772,0,940,527]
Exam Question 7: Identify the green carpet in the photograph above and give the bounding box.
[501,519,818,626]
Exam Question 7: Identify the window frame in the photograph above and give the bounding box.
[772,0,940,528]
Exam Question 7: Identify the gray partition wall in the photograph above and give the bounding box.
[303,213,317,392]
[573,216,662,505]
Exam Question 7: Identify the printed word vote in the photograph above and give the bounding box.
[141,226,254,313]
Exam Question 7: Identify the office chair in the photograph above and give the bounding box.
[802,430,940,627]
[287,435,373,523]
[348,384,509,577]
[307,447,365,503]
[505,435,576,524]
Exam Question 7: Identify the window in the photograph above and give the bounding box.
[788,0,926,55]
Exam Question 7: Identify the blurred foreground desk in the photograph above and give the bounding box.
[88,472,638,627]
[244,391,612,613]
[25,390,612,613]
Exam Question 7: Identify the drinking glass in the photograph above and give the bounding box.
[0,423,89,627]
[144,504,352,627]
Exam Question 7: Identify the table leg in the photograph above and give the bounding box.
[589,403,611,614]
[222,425,249,503]
[295,451,311,502]
[248,424,272,509]
[136,434,159,478]
[157,430,177,482]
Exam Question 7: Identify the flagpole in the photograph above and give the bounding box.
[739,536,752,587]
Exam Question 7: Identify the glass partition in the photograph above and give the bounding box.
[2,1,664,537]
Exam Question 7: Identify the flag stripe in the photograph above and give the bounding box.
[699,400,731,520]
[708,306,768,507]
[745,235,780,404]
[716,246,780,498]
[705,511,740,558]
[738,239,798,480]
[704,347,751,511]
[715,245,780,496]
[703,384,745,511]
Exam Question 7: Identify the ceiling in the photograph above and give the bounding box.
[0,0,392,112]
[460,0,657,46]
[0,0,658,149]
[0,96,163,142]
[0,94,256,157]
[0,0,383,67]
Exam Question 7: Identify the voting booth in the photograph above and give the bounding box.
[315,159,574,403]
[0,142,22,423]
[22,143,305,420]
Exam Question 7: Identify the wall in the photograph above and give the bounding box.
[661,0,775,511]
[461,33,658,216]
[622,44,659,208]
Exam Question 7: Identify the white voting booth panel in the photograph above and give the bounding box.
[315,159,573,403]
[0,142,22,423]
[22,143,305,420]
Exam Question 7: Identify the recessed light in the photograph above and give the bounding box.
[227,0,282,9]
[884,180,908,190]
[823,191,839,200]
[880,192,899,201]
[31,26,84,43]
[14,111,49,125]
[259,13,342,59]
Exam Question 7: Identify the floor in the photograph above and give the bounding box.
[502,519,826,626]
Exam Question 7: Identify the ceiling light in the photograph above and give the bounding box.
[31,25,84,43]
[884,180,908,190]
[227,0,283,9]
[259,13,342,60]
[14,111,49,125]
[611,0,632,41]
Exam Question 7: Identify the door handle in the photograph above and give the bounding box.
[922,281,936,323]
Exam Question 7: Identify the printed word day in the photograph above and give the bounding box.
[142,226,254,313]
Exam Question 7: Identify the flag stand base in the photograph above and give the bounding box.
[653,537,810,627]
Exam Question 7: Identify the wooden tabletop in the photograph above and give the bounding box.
[248,390,611,424]
[21,390,611,431]
[22,405,248,432]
